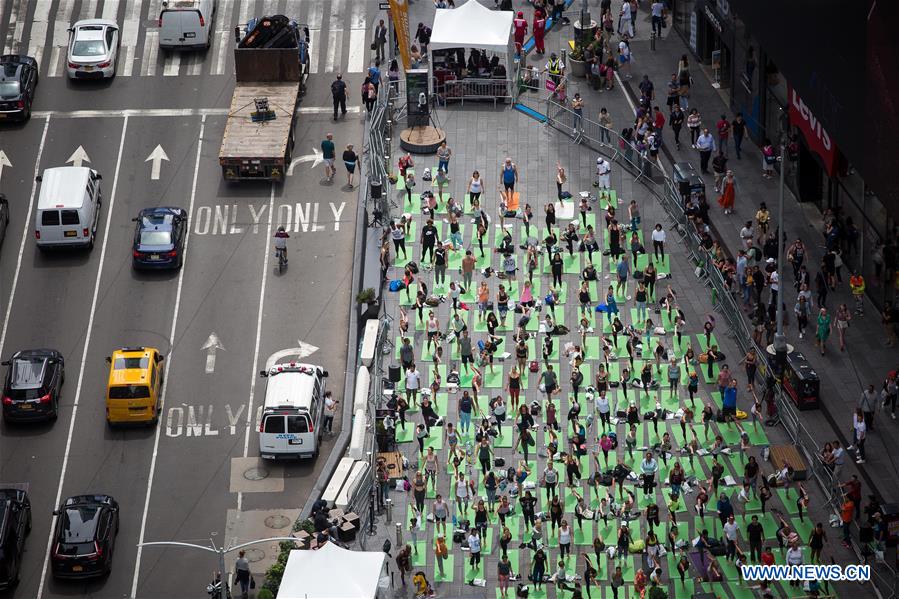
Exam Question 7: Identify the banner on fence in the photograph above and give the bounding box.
[389,0,412,71]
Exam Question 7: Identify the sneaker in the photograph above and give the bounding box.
[846,445,854,450]
[799,333,803,339]
[892,413,896,420]
[856,459,865,464]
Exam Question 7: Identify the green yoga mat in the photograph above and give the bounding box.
[434,553,455,582]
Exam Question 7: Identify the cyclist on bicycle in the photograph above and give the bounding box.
[273,226,289,263]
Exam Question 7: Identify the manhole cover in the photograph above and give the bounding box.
[264,515,292,529]
[244,548,265,563]
[243,467,269,481]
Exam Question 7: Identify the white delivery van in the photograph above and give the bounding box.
[34,166,102,250]
[159,0,215,50]
[258,362,328,459]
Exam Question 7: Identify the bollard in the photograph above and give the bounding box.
[395,522,403,547]
[385,497,393,523]
[650,31,656,51]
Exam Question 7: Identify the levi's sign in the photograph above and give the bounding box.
[788,85,838,177]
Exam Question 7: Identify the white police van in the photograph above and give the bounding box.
[258,362,328,459]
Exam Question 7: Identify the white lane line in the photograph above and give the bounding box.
[130,115,206,599]
[237,182,276,511]
[101,0,120,20]
[121,0,144,77]
[325,28,343,73]
[142,30,159,76]
[307,28,320,74]
[35,116,130,599]
[346,28,366,74]
[212,30,229,75]
[78,0,98,18]
[32,105,361,118]
[163,51,180,76]
[0,117,50,364]
[47,0,77,77]
[26,0,53,72]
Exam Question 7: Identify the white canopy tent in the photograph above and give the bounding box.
[276,543,388,599]
[429,0,514,88]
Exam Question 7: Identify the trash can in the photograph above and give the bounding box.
[673,161,705,202]
[881,503,899,547]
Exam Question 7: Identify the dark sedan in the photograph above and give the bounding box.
[50,495,118,579]
[0,55,38,122]
[131,207,187,269]
[1,349,65,422]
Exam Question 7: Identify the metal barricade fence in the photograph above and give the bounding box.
[443,78,513,107]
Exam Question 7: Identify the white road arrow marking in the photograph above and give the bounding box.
[263,342,320,371]
[201,332,225,374]
[0,151,11,181]
[144,144,170,180]
[287,147,323,175]
[66,146,91,168]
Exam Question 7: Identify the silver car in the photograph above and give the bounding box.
[66,19,119,79]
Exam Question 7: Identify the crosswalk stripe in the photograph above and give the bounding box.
[325,28,343,74]
[307,1,323,29]
[141,29,159,76]
[349,0,366,29]
[120,0,144,77]
[307,28,320,74]
[26,0,53,70]
[346,28,366,74]
[212,30,229,75]
[238,0,254,28]
[78,0,99,19]
[47,0,76,77]
[163,51,180,76]
[2,0,27,55]
[101,0,120,21]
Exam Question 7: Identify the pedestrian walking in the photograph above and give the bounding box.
[320,133,336,182]
[234,550,252,599]
[330,73,347,120]
[696,128,715,173]
[851,409,867,463]
[731,113,746,159]
[342,144,358,188]
[814,307,832,355]
[717,170,736,214]
[373,19,388,63]
[533,10,546,55]
[362,78,376,113]
[859,384,878,432]
[599,107,613,144]
[687,108,701,147]
[669,104,684,149]
[513,11,527,60]
[716,114,731,156]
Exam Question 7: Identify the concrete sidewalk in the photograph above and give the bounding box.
[539,1,899,505]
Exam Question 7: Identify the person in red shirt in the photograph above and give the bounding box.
[533,11,546,55]
[513,12,528,60]
[760,547,775,565]
[716,114,731,157]
[653,106,666,131]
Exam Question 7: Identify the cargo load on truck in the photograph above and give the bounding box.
[219,15,310,182]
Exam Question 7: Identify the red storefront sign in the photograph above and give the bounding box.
[788,85,839,176]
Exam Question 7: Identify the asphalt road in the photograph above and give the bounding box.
[0,0,373,597]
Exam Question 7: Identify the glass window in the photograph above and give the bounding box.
[139,231,172,246]
[72,40,106,57]
[60,210,80,225]
[0,81,20,98]
[108,385,150,399]
[263,415,285,433]
[113,357,149,370]
[287,415,310,433]
[41,210,60,226]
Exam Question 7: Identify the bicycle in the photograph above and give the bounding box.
[275,247,287,274]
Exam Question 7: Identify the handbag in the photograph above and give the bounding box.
[370,42,377,50]
[250,577,256,590]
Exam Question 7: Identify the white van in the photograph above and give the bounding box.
[159,0,215,50]
[34,166,102,250]
[258,362,328,459]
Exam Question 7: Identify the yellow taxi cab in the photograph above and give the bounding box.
[104,347,164,426]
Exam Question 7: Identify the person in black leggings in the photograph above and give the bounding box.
[551,251,564,287]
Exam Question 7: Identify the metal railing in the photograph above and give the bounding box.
[520,93,898,598]
[364,79,396,225]
[443,78,513,107]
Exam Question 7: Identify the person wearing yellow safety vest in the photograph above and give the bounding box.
[849,272,866,315]
[545,52,565,86]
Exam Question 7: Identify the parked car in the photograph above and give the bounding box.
[66,20,119,79]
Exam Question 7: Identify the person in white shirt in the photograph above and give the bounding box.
[723,515,739,560]
[651,223,666,260]
[596,157,611,192]
[786,544,803,587]
[769,270,780,306]
[467,529,482,569]
[651,1,665,36]
[323,391,338,434]
[618,0,634,37]
[831,440,845,484]
[405,365,421,408]
[740,221,754,250]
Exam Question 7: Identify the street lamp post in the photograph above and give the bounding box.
[773,143,788,374]
[138,536,301,599]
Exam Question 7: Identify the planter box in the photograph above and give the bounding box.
[569,57,586,78]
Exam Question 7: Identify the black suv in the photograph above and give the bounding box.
[51,495,118,579]
[2,349,65,422]
[0,488,31,590]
